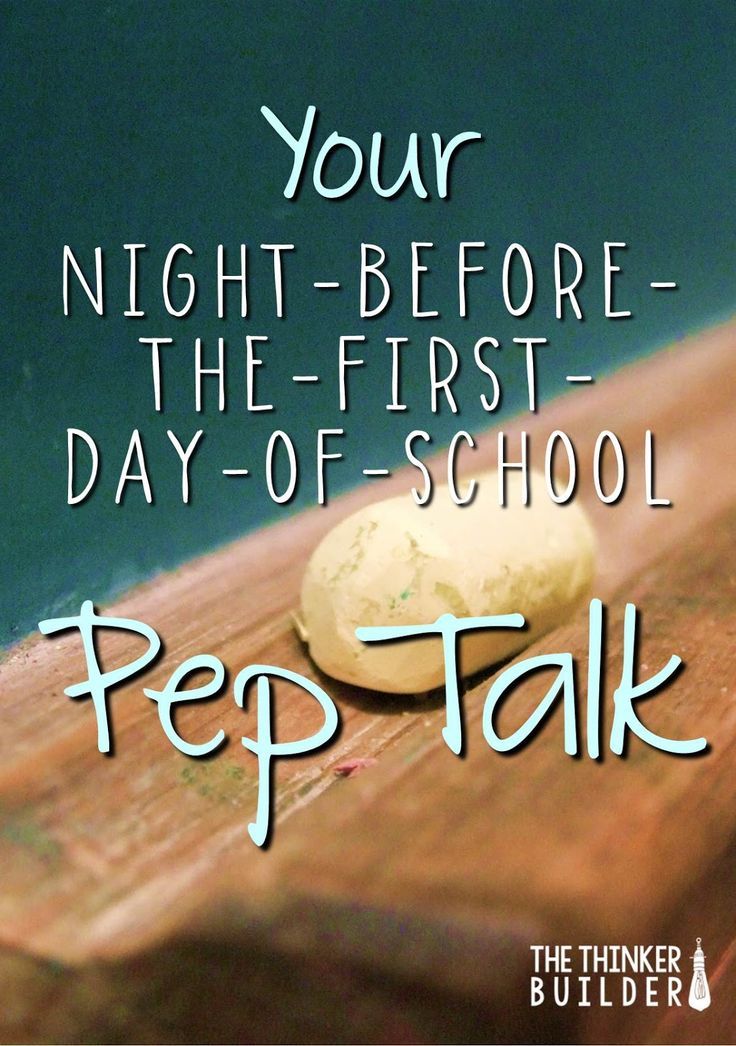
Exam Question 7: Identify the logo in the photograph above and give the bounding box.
[688,937,711,1011]
[529,939,713,1011]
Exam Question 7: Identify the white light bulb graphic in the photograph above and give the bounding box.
[688,937,711,1011]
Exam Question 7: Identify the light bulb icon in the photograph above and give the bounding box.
[688,937,711,1011]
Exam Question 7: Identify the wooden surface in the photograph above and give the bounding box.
[2,319,736,1043]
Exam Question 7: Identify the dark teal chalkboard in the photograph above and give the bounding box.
[2,0,735,646]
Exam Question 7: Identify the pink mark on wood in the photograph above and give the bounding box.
[333,757,378,778]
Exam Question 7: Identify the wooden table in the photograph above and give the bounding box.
[2,319,736,1044]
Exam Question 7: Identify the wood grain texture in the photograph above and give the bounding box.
[1,319,736,1043]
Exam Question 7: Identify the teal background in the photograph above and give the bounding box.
[2,0,735,646]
